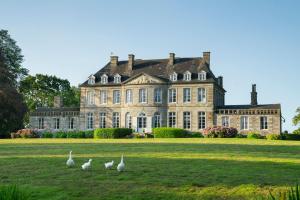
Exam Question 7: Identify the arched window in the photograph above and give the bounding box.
[183,71,191,81]
[114,74,121,83]
[198,71,206,81]
[125,112,132,128]
[88,75,95,85]
[153,112,161,128]
[169,72,177,82]
[101,74,108,84]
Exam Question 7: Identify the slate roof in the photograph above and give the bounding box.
[216,104,281,110]
[80,57,220,87]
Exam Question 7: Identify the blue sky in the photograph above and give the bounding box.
[1,0,299,132]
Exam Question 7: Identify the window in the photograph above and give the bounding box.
[240,116,249,130]
[169,72,177,81]
[87,113,93,129]
[198,71,206,81]
[114,74,121,83]
[154,88,162,103]
[139,89,147,103]
[126,89,132,104]
[168,89,176,103]
[125,113,132,128]
[113,112,120,128]
[183,112,191,129]
[38,118,44,129]
[54,118,60,130]
[197,88,206,103]
[168,112,176,127]
[88,75,95,85]
[222,116,230,127]
[183,88,191,103]
[260,116,268,130]
[198,112,206,129]
[137,113,147,129]
[183,71,191,81]
[113,90,121,104]
[100,90,107,104]
[87,90,95,105]
[101,74,108,84]
[153,112,161,128]
[68,117,75,129]
[99,112,106,128]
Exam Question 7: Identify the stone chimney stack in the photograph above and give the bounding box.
[168,53,175,65]
[203,52,210,66]
[128,54,134,72]
[251,84,258,106]
[110,56,118,67]
[54,96,63,108]
[217,76,223,87]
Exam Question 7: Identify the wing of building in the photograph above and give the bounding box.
[29,52,282,134]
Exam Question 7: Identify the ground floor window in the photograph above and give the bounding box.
[183,112,191,129]
[68,117,75,129]
[125,113,132,128]
[137,113,147,129]
[54,118,60,130]
[260,116,268,130]
[221,116,230,127]
[153,112,161,128]
[240,116,249,130]
[99,112,106,128]
[87,113,93,129]
[38,118,44,129]
[113,112,120,128]
[198,112,206,129]
[168,112,176,127]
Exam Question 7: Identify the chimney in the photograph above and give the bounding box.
[168,53,175,65]
[110,56,118,67]
[128,54,134,71]
[251,84,258,105]
[53,96,63,108]
[217,76,223,87]
[203,52,210,66]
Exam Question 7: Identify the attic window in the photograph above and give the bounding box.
[88,75,95,85]
[169,72,177,82]
[198,71,206,81]
[114,74,121,84]
[183,71,191,81]
[101,74,108,84]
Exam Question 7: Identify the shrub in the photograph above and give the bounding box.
[14,129,38,138]
[247,132,262,139]
[55,131,67,138]
[94,128,133,139]
[293,128,300,135]
[153,128,188,138]
[41,132,53,138]
[266,134,282,140]
[202,126,238,138]
[188,132,204,138]
[236,133,247,138]
[0,185,29,200]
[145,132,154,138]
[84,130,94,138]
[282,134,300,141]
[133,133,145,139]
[67,131,85,138]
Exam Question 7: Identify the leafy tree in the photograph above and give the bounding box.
[0,30,28,86]
[19,74,80,113]
[293,107,300,134]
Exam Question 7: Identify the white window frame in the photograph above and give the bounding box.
[198,112,206,129]
[99,112,106,128]
[197,88,206,103]
[139,88,147,103]
[183,71,191,81]
[125,112,132,128]
[153,112,161,128]
[87,113,94,130]
[198,71,206,81]
[54,118,60,130]
[154,88,162,103]
[221,116,230,127]
[38,118,44,129]
[240,116,249,130]
[86,90,95,105]
[88,75,95,85]
[113,90,121,104]
[169,72,177,82]
[101,74,108,84]
[168,112,176,127]
[126,89,133,104]
[100,90,107,105]
[168,88,177,103]
[68,117,75,130]
[183,88,191,103]
[113,112,120,128]
[183,112,191,129]
[260,116,268,130]
[114,74,121,84]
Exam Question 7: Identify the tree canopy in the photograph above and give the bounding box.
[293,107,300,126]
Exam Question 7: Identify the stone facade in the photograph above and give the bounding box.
[29,52,282,134]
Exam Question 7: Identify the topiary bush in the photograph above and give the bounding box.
[266,133,282,140]
[41,132,53,138]
[153,128,188,138]
[94,128,133,139]
[202,126,238,138]
[247,132,262,139]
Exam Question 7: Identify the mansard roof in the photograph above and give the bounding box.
[80,56,221,87]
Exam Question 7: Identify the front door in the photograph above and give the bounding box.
[137,114,147,133]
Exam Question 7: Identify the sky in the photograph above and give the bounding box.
[1,0,299,132]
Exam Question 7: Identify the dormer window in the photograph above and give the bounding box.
[88,75,95,85]
[114,74,121,83]
[183,71,191,81]
[198,71,206,81]
[169,72,177,82]
[101,74,108,84]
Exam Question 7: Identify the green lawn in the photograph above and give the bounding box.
[0,138,300,200]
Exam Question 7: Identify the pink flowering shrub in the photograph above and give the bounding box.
[202,126,238,138]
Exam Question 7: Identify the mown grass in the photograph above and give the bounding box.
[0,138,300,200]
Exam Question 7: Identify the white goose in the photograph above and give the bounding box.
[66,151,75,167]
[104,160,114,169]
[117,155,125,172]
[81,159,92,170]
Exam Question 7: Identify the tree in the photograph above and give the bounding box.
[293,107,300,126]
[19,74,80,113]
[0,29,28,86]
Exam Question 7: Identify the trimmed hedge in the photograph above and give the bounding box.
[153,128,188,138]
[41,130,95,139]
[188,132,204,138]
[94,128,133,139]
[282,133,300,141]
[266,134,282,140]
[42,132,53,138]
